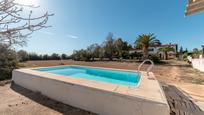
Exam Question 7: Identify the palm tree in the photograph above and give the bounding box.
[135,33,160,59]
[159,46,175,60]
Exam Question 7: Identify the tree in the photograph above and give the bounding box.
[135,33,160,59]
[179,46,183,54]
[72,50,80,61]
[51,53,60,60]
[79,49,91,61]
[0,44,18,80]
[114,38,124,59]
[127,44,133,50]
[0,0,52,81]
[192,48,201,58]
[93,44,101,58]
[87,44,99,61]
[72,49,91,61]
[114,38,132,59]
[104,33,115,60]
[42,54,49,60]
[28,53,42,60]
[0,0,53,46]
[17,50,28,62]
[61,54,67,60]
[184,48,189,53]
[98,45,105,61]
[159,46,174,60]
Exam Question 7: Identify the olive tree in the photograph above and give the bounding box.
[0,0,53,80]
[0,44,18,80]
[104,33,115,60]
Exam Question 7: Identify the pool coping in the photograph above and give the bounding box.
[14,65,169,105]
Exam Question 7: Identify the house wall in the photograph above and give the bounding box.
[147,45,177,59]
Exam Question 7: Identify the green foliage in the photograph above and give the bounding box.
[148,54,161,63]
[50,53,61,60]
[183,48,188,53]
[179,46,183,54]
[192,48,202,58]
[114,38,124,58]
[104,33,115,60]
[71,33,162,61]
[182,53,188,61]
[0,44,18,81]
[134,33,160,59]
[71,33,134,61]
[114,38,132,59]
[42,54,49,60]
[86,44,101,61]
[28,53,42,60]
[129,52,143,60]
[17,50,29,62]
[61,54,68,59]
[72,49,91,61]
[158,46,175,60]
[23,53,70,60]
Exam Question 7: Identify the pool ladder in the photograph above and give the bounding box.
[137,59,154,76]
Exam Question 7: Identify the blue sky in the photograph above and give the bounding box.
[17,0,204,55]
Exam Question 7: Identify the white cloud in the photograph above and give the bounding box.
[66,34,79,39]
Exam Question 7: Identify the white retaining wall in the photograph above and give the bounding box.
[12,69,169,115]
[192,59,204,72]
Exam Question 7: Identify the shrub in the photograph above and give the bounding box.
[0,44,18,81]
[148,54,161,63]
[182,53,188,61]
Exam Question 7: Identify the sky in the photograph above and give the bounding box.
[16,0,204,55]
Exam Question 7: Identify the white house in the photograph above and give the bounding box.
[191,44,204,72]
[129,44,178,59]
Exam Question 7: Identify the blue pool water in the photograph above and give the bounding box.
[34,66,140,87]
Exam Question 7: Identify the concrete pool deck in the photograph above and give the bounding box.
[12,65,170,115]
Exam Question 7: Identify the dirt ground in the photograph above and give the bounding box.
[0,60,204,114]
[0,83,96,115]
[21,60,204,85]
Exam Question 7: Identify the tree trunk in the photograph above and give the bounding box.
[109,57,113,61]
[165,52,168,60]
[143,46,149,60]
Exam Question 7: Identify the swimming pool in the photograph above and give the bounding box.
[35,66,140,87]
[12,65,170,115]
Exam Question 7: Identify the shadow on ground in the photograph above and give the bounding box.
[10,83,96,115]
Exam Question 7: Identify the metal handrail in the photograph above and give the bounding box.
[138,59,154,76]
